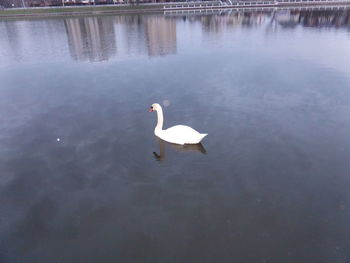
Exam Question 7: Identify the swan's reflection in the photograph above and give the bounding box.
[153,138,206,161]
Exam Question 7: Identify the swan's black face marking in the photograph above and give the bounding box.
[149,106,154,112]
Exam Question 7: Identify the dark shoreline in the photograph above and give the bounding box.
[0,5,164,18]
[0,1,349,18]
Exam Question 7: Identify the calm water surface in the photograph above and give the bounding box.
[1,9,350,263]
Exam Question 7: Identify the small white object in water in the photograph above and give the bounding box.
[56,138,61,142]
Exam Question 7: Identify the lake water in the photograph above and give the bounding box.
[1,8,350,263]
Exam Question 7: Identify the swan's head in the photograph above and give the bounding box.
[149,103,161,112]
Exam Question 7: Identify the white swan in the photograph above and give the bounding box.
[149,103,207,145]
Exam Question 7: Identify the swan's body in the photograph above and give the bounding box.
[149,103,207,145]
[156,125,207,145]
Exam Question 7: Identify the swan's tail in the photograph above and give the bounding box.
[199,133,208,142]
[186,133,208,144]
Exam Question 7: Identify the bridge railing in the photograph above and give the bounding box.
[164,0,350,9]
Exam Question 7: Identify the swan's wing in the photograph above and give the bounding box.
[164,125,204,144]
[165,125,199,135]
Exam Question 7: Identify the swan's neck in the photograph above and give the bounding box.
[155,107,164,131]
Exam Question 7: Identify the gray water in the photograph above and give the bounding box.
[1,9,350,263]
